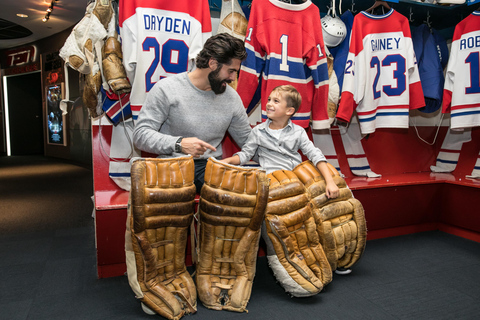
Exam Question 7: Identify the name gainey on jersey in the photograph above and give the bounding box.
[371,37,402,52]
[143,15,191,35]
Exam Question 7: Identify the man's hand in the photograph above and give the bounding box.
[181,137,216,158]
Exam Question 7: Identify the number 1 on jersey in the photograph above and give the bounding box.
[279,34,289,72]
[466,51,480,94]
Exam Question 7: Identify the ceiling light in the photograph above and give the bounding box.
[16,13,28,18]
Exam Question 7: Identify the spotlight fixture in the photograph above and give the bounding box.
[43,0,55,23]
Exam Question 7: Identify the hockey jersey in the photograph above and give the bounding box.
[337,9,425,134]
[118,0,212,120]
[442,11,480,129]
[236,0,330,129]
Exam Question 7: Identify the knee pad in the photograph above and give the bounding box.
[196,158,269,312]
[126,157,197,320]
[293,161,367,271]
[264,169,332,297]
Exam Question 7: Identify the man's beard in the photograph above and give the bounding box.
[208,66,231,94]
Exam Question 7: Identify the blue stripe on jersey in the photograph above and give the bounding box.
[243,47,265,74]
[360,111,409,122]
[310,62,329,86]
[437,159,458,165]
[359,115,376,122]
[260,56,329,84]
[264,56,311,81]
[262,114,311,121]
[361,9,394,20]
[378,112,410,116]
[349,165,371,171]
[109,172,131,177]
[451,110,480,117]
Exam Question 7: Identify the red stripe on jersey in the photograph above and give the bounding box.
[441,89,453,113]
[346,154,367,159]
[439,149,461,154]
[119,0,212,33]
[337,92,356,122]
[131,105,142,112]
[409,81,425,109]
[452,15,480,42]
[450,103,480,111]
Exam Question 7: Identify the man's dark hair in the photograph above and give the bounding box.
[195,33,247,68]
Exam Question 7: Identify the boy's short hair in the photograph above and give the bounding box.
[272,85,302,115]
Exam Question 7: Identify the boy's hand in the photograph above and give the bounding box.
[325,182,340,199]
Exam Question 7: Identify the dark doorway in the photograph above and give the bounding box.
[6,71,44,155]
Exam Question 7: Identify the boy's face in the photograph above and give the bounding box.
[266,91,294,121]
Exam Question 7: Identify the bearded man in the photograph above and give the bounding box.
[133,33,251,193]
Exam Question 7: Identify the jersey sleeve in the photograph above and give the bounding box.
[441,30,459,114]
[237,10,266,110]
[404,28,425,110]
[337,34,363,123]
[309,35,331,130]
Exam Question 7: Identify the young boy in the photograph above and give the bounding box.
[222,85,339,199]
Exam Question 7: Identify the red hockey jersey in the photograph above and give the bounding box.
[236,0,330,129]
[442,11,480,129]
[337,9,424,134]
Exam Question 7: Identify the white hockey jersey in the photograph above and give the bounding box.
[442,11,480,129]
[118,0,212,120]
[337,9,425,134]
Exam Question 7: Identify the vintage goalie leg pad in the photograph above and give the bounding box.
[264,170,332,297]
[196,158,269,313]
[126,157,197,320]
[293,161,367,271]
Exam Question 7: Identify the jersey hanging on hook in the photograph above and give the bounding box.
[237,0,330,130]
[442,11,480,129]
[337,8,425,135]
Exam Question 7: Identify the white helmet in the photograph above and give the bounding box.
[321,2,346,47]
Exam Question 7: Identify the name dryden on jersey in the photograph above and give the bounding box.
[143,14,191,35]
[371,37,402,52]
[460,35,480,50]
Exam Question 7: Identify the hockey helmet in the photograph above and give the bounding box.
[321,13,346,47]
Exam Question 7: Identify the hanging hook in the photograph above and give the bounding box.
[424,10,432,29]
[351,0,356,13]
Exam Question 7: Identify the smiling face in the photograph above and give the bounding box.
[265,90,295,122]
[208,58,242,94]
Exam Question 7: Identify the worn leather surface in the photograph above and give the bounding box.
[264,169,332,297]
[127,157,197,320]
[293,161,367,270]
[196,158,269,312]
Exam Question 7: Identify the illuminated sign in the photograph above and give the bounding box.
[5,45,37,67]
